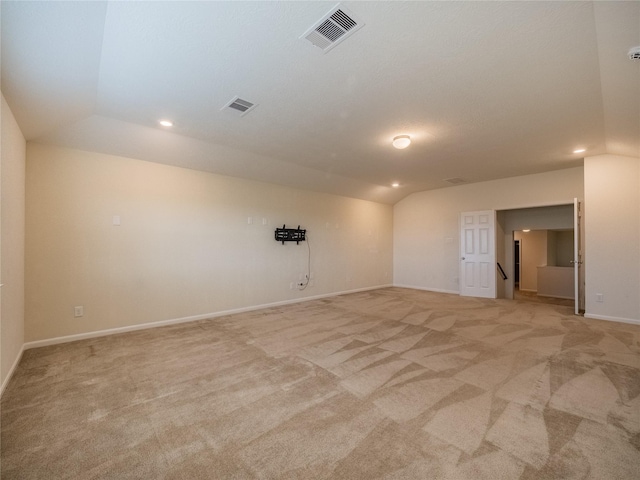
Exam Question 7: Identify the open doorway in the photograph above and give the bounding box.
[512,229,575,307]
[496,203,584,313]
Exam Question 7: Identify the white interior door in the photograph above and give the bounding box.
[460,210,496,298]
[572,198,582,315]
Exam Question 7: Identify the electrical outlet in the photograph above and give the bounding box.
[289,282,295,290]
[74,306,84,317]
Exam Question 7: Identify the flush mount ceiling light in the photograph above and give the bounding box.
[392,135,411,149]
[159,119,173,127]
[573,148,586,154]
[522,229,531,233]
[391,182,400,188]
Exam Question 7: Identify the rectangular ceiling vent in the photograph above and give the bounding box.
[221,96,257,117]
[444,177,466,185]
[301,4,364,53]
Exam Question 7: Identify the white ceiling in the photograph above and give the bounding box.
[2,1,639,204]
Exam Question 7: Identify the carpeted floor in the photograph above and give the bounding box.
[513,288,575,308]
[2,287,639,479]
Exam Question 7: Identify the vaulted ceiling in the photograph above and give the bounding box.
[2,1,639,204]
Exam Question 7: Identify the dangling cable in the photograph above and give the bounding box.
[298,234,311,290]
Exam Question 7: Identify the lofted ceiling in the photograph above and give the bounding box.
[2,1,639,204]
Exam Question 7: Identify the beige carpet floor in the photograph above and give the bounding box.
[513,288,575,308]
[2,287,639,479]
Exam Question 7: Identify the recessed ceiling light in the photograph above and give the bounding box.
[392,135,411,149]
[573,148,586,154]
[391,182,400,188]
[159,120,173,127]
[522,229,531,233]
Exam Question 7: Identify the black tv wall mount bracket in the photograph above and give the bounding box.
[275,225,306,244]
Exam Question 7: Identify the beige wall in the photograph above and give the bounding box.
[15,146,640,363]
[548,230,574,267]
[584,154,640,323]
[393,167,584,294]
[514,230,548,292]
[546,231,557,266]
[25,144,393,343]
[1,94,26,389]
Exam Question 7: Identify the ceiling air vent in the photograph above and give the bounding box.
[444,177,466,185]
[221,96,257,116]
[629,46,640,61]
[301,4,365,53]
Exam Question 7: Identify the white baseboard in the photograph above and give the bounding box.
[23,284,393,350]
[393,284,460,295]
[1,344,24,397]
[584,313,640,326]
[537,294,574,300]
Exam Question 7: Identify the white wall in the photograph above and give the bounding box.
[584,154,640,323]
[25,144,393,343]
[1,94,26,391]
[393,167,584,294]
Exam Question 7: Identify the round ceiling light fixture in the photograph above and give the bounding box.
[159,119,174,127]
[573,148,586,154]
[392,135,411,149]
[391,182,400,188]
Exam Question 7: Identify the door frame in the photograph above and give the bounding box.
[514,239,521,287]
[572,198,583,315]
[459,210,497,299]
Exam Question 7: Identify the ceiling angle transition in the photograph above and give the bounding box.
[300,4,365,53]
